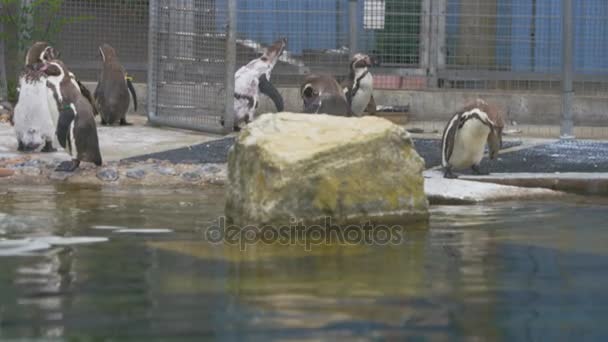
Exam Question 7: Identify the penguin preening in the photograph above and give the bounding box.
[343,53,375,116]
[300,74,349,115]
[42,60,102,172]
[441,99,504,179]
[228,37,286,131]
[12,42,62,152]
[25,41,99,117]
[94,43,137,126]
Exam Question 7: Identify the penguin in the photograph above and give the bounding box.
[441,99,504,179]
[300,74,349,115]
[342,53,374,117]
[41,60,102,172]
[228,37,286,131]
[94,43,137,126]
[25,41,99,117]
[12,42,62,152]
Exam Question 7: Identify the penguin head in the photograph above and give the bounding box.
[25,42,60,68]
[262,37,287,64]
[99,43,118,62]
[350,53,372,71]
[301,83,321,113]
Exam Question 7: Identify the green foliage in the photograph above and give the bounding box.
[0,0,93,55]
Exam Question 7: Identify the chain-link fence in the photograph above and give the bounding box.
[3,0,608,133]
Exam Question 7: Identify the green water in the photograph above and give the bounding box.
[0,185,607,341]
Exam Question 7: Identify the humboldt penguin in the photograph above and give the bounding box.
[228,37,286,131]
[25,41,98,116]
[300,74,349,115]
[441,99,504,179]
[12,42,61,152]
[94,43,137,126]
[42,60,102,172]
[343,53,374,116]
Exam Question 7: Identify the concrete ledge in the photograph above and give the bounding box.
[424,171,565,205]
[462,173,608,196]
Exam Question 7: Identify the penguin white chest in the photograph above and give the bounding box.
[350,73,373,116]
[448,119,491,169]
[13,77,56,148]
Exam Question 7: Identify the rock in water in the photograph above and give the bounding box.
[225,113,429,226]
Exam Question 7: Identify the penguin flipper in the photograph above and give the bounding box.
[77,79,99,117]
[56,105,76,150]
[126,77,138,112]
[441,113,461,167]
[258,74,283,112]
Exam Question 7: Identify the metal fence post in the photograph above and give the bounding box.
[348,0,358,58]
[147,0,158,122]
[560,0,574,139]
[428,0,446,88]
[0,4,7,100]
[223,0,237,133]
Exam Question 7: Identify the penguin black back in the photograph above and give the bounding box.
[94,43,136,126]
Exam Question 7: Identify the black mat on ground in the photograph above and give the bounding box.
[472,139,608,174]
[122,136,522,168]
[123,137,236,164]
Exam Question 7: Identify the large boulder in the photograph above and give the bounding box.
[226,113,429,226]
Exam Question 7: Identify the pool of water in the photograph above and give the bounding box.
[0,185,607,341]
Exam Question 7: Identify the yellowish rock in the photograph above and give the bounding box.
[226,113,429,226]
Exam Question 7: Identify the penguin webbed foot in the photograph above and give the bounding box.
[443,167,458,179]
[119,118,132,126]
[471,165,489,176]
[41,141,57,153]
[55,159,80,172]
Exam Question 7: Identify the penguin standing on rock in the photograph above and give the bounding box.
[228,38,286,131]
[94,43,137,126]
[300,74,349,115]
[12,42,61,152]
[42,60,102,172]
[343,53,375,117]
[441,99,504,179]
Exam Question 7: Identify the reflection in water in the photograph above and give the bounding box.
[0,185,607,340]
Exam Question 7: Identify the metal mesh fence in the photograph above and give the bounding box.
[147,0,231,132]
[10,0,605,132]
[54,0,149,82]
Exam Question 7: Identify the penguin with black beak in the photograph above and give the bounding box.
[227,37,286,131]
[343,53,374,116]
[300,74,349,115]
[94,43,137,126]
[25,41,99,116]
[441,99,504,179]
[42,60,102,172]
[12,42,61,152]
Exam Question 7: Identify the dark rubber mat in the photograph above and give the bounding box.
[473,139,608,174]
[123,137,236,164]
[122,136,522,169]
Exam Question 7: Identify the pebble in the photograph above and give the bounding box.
[200,164,222,174]
[0,168,15,178]
[20,166,41,176]
[49,172,72,181]
[181,171,201,182]
[126,168,147,179]
[156,167,176,176]
[96,168,119,182]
